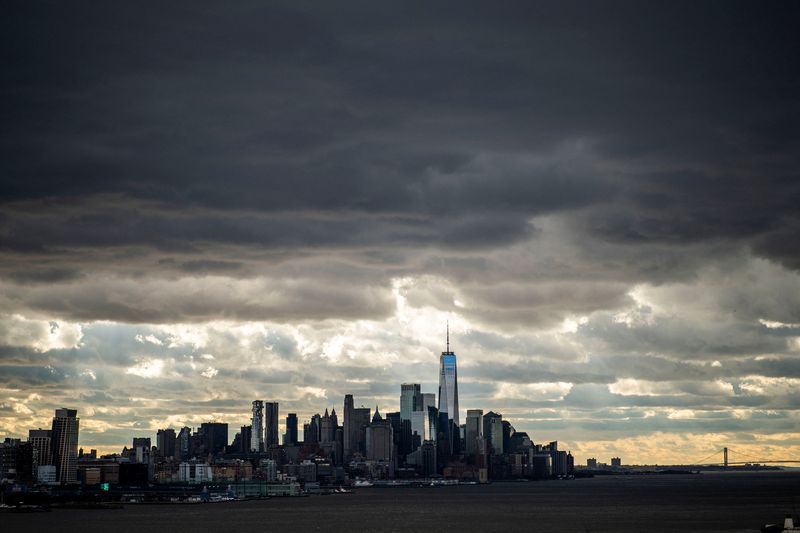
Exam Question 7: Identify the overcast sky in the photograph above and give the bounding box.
[2,1,799,464]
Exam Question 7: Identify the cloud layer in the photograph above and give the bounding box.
[1,1,799,463]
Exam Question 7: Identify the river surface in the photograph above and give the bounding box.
[5,471,800,532]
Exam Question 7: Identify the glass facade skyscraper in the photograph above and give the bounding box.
[410,393,436,442]
[51,408,79,484]
[400,383,421,421]
[437,325,459,427]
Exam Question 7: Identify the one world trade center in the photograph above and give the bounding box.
[438,323,459,428]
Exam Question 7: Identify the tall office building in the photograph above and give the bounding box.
[411,393,436,442]
[285,413,298,445]
[0,440,34,484]
[306,414,321,444]
[156,428,176,459]
[329,408,338,433]
[317,408,338,444]
[343,394,355,458]
[483,411,503,455]
[132,437,151,451]
[438,324,459,427]
[265,402,279,448]
[420,393,435,411]
[251,400,264,452]
[366,407,393,462]
[51,408,79,483]
[28,429,52,470]
[334,427,344,466]
[132,437,151,464]
[343,395,372,457]
[386,411,411,458]
[177,427,191,461]
[436,410,453,464]
[502,420,513,454]
[239,425,252,454]
[352,406,371,456]
[320,408,335,444]
[400,383,421,421]
[465,409,483,455]
[200,422,228,455]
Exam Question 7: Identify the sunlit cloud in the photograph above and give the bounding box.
[125,359,166,379]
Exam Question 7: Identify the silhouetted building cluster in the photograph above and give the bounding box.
[584,456,626,470]
[1,408,79,485]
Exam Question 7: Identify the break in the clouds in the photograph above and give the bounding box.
[1,1,799,463]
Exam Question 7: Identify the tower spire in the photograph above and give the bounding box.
[447,320,450,352]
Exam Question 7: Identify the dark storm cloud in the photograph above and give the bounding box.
[0,365,68,388]
[177,260,245,274]
[2,1,797,330]
[5,268,84,284]
[2,1,798,264]
[0,346,49,366]
[579,313,793,359]
[0,198,536,253]
[0,274,396,323]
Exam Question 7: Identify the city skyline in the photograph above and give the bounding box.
[2,1,800,468]
[3,328,798,466]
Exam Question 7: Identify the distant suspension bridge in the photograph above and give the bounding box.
[684,447,800,467]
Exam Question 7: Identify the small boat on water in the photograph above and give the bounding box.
[762,514,800,532]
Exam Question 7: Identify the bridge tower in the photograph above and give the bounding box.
[723,447,728,468]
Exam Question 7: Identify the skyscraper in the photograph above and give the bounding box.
[438,324,459,427]
[306,414,321,444]
[239,425,252,454]
[400,383,421,421]
[386,411,410,458]
[342,394,354,459]
[285,413,298,446]
[321,408,335,444]
[51,408,79,483]
[483,411,503,455]
[420,393,435,411]
[352,406,371,456]
[200,422,228,455]
[343,395,372,458]
[132,437,151,464]
[366,407,393,462]
[28,429,52,470]
[156,428,176,459]
[411,393,436,442]
[177,427,191,461]
[329,408,338,433]
[465,409,483,455]
[265,401,279,448]
[132,437,151,449]
[318,407,338,444]
[343,394,355,459]
[251,400,264,452]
